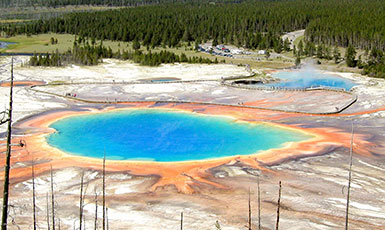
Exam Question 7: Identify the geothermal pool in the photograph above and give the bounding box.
[0,41,15,49]
[47,109,311,162]
[268,69,355,90]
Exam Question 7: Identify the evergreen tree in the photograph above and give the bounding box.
[316,45,324,59]
[333,47,341,64]
[297,40,304,56]
[212,38,218,47]
[295,56,301,66]
[345,45,357,67]
[324,46,331,60]
[133,39,141,50]
[283,38,291,52]
[265,50,270,60]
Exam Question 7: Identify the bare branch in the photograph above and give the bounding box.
[8,211,21,230]
[0,111,9,126]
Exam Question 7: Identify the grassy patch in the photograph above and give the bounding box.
[0,33,294,69]
[0,34,139,53]
[0,34,75,53]
[0,19,32,23]
[49,80,68,84]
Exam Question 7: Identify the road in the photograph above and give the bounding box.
[281,29,305,49]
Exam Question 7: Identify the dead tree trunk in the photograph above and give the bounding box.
[46,193,50,230]
[345,122,354,230]
[180,212,183,230]
[257,176,261,230]
[275,181,282,230]
[248,187,252,230]
[31,156,37,230]
[106,207,109,230]
[50,165,55,230]
[102,155,106,230]
[1,57,14,230]
[79,171,84,230]
[94,191,98,230]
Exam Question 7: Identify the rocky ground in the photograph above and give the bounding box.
[0,56,384,229]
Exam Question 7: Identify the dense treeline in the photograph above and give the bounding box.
[30,38,114,66]
[4,0,385,77]
[2,1,313,52]
[0,0,240,8]
[304,1,385,52]
[293,40,385,78]
[125,50,218,66]
[3,1,385,52]
[0,0,152,7]
[361,49,385,78]
[30,38,218,67]
[30,51,62,66]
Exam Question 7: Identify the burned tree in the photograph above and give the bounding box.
[79,171,85,230]
[50,165,55,230]
[46,193,50,230]
[257,176,261,230]
[94,190,98,230]
[102,155,106,230]
[345,122,354,230]
[275,181,282,230]
[1,58,14,230]
[248,188,252,230]
[180,212,183,230]
[31,155,37,230]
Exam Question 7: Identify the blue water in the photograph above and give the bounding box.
[0,41,16,49]
[267,70,355,90]
[151,79,178,82]
[47,110,311,162]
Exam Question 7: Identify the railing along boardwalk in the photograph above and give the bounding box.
[28,74,358,115]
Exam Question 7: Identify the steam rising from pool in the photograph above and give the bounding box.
[268,63,355,90]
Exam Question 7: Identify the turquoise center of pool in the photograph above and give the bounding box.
[268,70,355,90]
[47,110,311,162]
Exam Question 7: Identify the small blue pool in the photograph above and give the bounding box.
[149,78,180,82]
[47,109,311,162]
[0,41,16,49]
[152,79,175,82]
[267,69,355,90]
